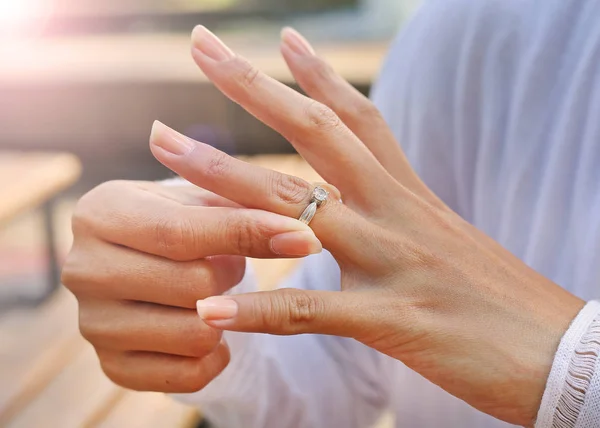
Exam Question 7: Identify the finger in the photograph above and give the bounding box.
[279,28,445,209]
[280,28,405,175]
[137,180,242,208]
[98,342,230,393]
[189,25,396,208]
[62,240,246,308]
[194,289,378,338]
[149,122,378,266]
[73,181,322,261]
[80,299,222,358]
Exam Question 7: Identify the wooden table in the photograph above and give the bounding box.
[0,155,318,427]
[0,152,82,302]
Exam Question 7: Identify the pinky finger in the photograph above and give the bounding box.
[97,342,230,393]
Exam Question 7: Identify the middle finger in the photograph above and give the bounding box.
[189,25,396,208]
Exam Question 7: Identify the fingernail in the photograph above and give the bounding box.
[197,297,238,321]
[271,231,322,256]
[150,121,195,156]
[192,25,235,61]
[281,27,315,56]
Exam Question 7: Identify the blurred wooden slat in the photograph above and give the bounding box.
[0,152,81,226]
[0,290,84,426]
[0,35,387,86]
[95,392,199,428]
[6,343,123,428]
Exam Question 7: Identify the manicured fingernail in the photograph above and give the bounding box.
[270,231,322,256]
[150,121,195,155]
[192,25,235,61]
[197,297,238,321]
[281,27,315,56]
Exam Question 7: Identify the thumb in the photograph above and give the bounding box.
[196,289,364,337]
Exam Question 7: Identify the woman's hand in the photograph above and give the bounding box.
[61,180,321,392]
[149,27,585,426]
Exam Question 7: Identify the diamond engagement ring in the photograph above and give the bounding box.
[299,187,329,225]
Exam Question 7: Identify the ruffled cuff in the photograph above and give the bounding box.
[535,300,600,428]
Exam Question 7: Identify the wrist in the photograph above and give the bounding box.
[519,289,585,426]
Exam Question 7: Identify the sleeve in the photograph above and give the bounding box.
[173,252,394,428]
[370,0,463,216]
[370,0,522,223]
[535,300,600,428]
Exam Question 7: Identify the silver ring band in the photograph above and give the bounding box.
[299,187,329,225]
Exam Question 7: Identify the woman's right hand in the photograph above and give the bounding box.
[61,180,321,392]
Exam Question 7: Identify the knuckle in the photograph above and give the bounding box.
[201,257,247,295]
[223,213,262,255]
[62,247,120,299]
[280,289,323,329]
[72,180,130,236]
[204,151,231,181]
[184,262,212,292]
[304,100,341,132]
[229,258,247,286]
[78,310,103,345]
[182,325,222,358]
[60,253,79,291]
[71,195,98,235]
[185,362,214,392]
[269,172,311,205]
[236,58,260,88]
[311,59,334,81]
[97,352,130,389]
[154,213,195,259]
[185,370,210,393]
[61,246,102,295]
[351,99,382,121]
[302,59,333,92]
[407,241,444,271]
[186,347,230,392]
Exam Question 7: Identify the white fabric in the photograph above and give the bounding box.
[536,301,600,428]
[172,0,600,426]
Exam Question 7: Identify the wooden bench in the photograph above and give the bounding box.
[0,152,81,226]
[0,155,318,427]
[0,152,82,302]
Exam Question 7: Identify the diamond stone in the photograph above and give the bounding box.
[313,187,329,203]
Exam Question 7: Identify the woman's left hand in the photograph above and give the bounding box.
[149,26,584,426]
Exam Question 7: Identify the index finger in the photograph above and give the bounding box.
[74,181,321,261]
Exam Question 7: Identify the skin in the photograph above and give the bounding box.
[62,26,585,427]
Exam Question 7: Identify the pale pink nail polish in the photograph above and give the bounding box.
[281,27,315,56]
[197,297,238,321]
[191,25,235,62]
[150,121,195,155]
[270,231,322,256]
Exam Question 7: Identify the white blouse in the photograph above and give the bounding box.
[174,0,600,426]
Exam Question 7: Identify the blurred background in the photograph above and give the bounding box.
[0,0,419,426]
